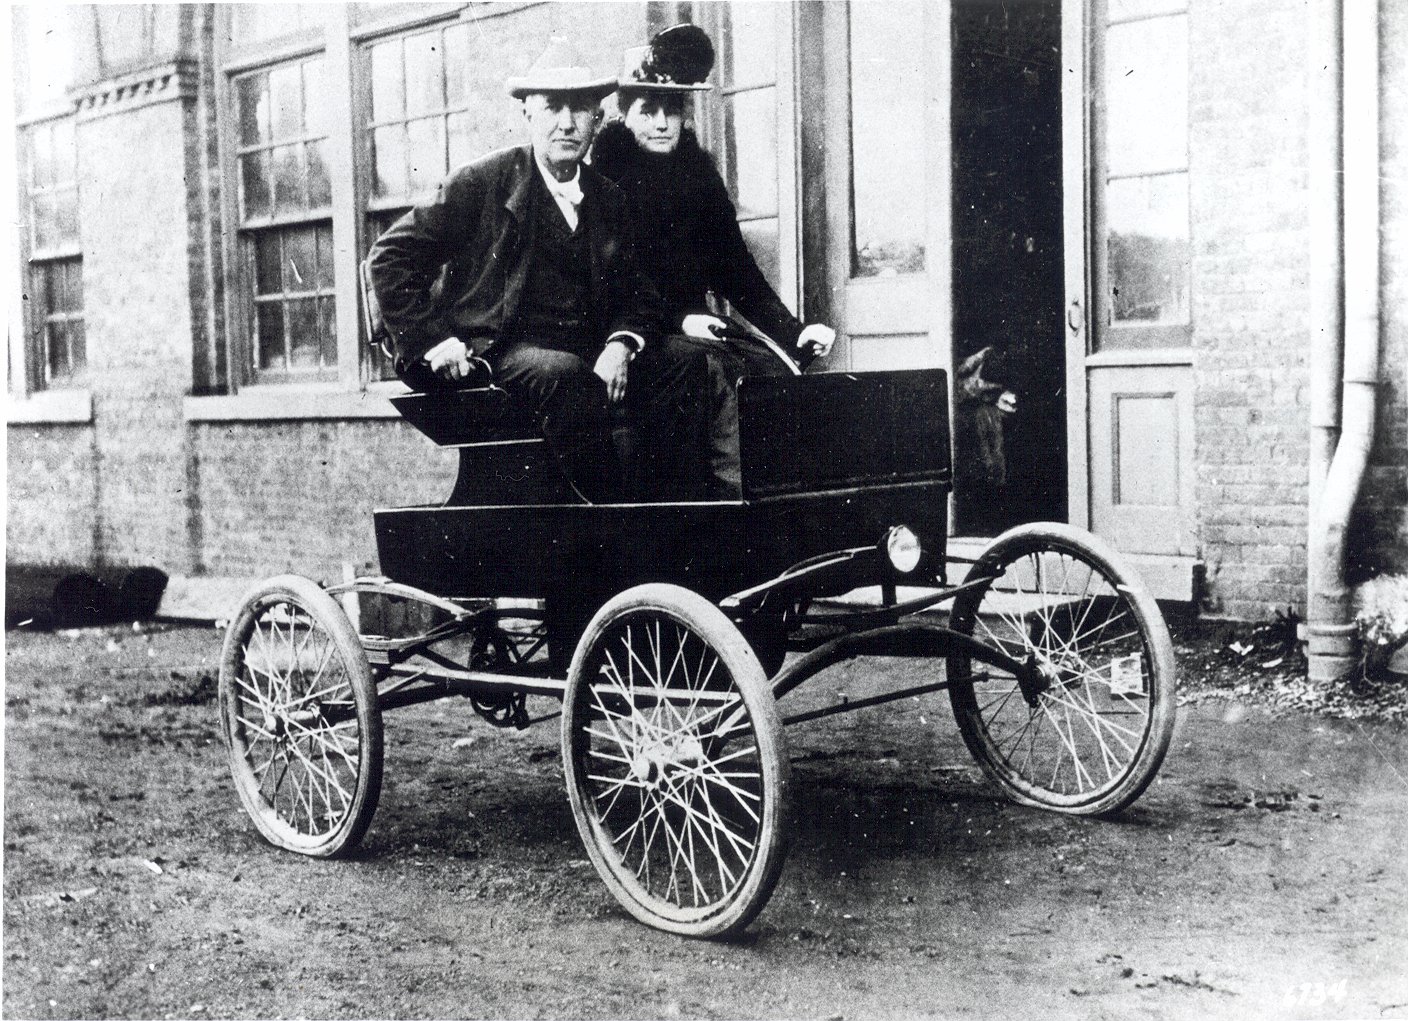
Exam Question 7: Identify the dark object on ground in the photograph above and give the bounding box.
[50,572,110,627]
[6,564,169,629]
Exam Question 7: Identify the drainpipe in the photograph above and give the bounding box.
[1306,0,1342,608]
[1307,0,1383,683]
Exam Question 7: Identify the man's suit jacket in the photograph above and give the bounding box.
[368,144,665,375]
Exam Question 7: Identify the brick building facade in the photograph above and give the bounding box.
[6,1,1406,624]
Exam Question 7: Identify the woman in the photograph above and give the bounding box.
[593,25,836,492]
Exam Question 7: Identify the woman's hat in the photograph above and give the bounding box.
[505,36,618,100]
[618,24,715,93]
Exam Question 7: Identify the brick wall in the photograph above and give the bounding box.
[6,426,99,567]
[1189,0,1312,618]
[189,419,454,582]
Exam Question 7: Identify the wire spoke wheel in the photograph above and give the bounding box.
[947,524,1176,815]
[219,575,382,856]
[563,585,788,938]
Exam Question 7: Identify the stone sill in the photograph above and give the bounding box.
[7,389,94,425]
[184,383,409,423]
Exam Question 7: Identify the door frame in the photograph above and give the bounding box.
[1062,0,1093,531]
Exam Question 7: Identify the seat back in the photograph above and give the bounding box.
[359,259,396,361]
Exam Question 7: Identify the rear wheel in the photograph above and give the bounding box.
[219,575,382,856]
[562,584,789,938]
[947,524,1176,815]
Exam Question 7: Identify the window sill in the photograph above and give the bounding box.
[184,382,410,423]
[7,388,94,425]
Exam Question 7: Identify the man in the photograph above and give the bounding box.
[368,37,711,503]
[591,25,837,493]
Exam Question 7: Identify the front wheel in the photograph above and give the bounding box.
[218,575,383,856]
[947,524,1176,815]
[562,584,789,938]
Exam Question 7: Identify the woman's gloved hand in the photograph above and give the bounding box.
[797,323,836,359]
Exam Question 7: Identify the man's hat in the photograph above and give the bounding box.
[505,36,618,100]
[617,24,715,93]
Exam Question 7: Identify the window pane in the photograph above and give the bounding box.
[241,150,272,219]
[739,218,781,295]
[723,3,776,88]
[255,234,283,294]
[31,124,54,187]
[287,299,320,368]
[47,321,70,379]
[850,1,926,278]
[268,64,303,140]
[32,195,59,250]
[1106,16,1188,176]
[64,259,83,311]
[49,261,71,311]
[371,40,405,122]
[66,319,86,374]
[444,25,469,107]
[55,193,79,246]
[1107,173,1190,325]
[237,74,269,145]
[373,125,408,198]
[726,90,777,219]
[256,304,286,370]
[406,117,445,194]
[404,32,444,117]
[303,61,329,136]
[307,140,332,208]
[315,225,336,290]
[271,144,306,215]
[283,227,317,293]
[318,296,338,367]
[447,112,473,169]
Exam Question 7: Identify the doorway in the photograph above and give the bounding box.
[950,0,1067,535]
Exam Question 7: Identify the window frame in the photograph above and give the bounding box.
[210,4,480,400]
[1090,0,1193,351]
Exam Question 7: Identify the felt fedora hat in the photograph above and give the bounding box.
[505,36,618,100]
[617,24,715,93]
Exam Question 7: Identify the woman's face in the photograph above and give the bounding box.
[624,93,686,154]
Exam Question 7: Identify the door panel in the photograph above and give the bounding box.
[1065,0,1196,565]
[1088,365,1194,555]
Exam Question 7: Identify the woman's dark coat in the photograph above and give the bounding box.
[591,121,804,349]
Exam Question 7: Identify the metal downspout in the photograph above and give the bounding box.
[1306,0,1343,609]
[1308,0,1383,682]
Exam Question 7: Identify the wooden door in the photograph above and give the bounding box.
[815,1,951,374]
[1064,0,1197,572]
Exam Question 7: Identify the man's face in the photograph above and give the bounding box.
[624,93,685,155]
[523,92,600,174]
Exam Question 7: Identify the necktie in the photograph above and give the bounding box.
[548,175,583,230]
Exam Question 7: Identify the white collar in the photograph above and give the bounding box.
[535,160,583,205]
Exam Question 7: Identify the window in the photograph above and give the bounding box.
[1095,0,1191,348]
[848,1,926,278]
[14,5,84,394]
[24,117,85,388]
[234,56,337,381]
[713,2,784,290]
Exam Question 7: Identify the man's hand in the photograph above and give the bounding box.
[682,313,728,340]
[594,340,633,404]
[797,323,836,359]
[997,391,1018,415]
[424,337,472,381]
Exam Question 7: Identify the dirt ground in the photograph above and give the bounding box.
[4,619,1407,1020]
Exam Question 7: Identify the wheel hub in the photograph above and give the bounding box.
[630,735,705,786]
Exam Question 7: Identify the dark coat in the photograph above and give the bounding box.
[367,144,665,374]
[591,121,804,349]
